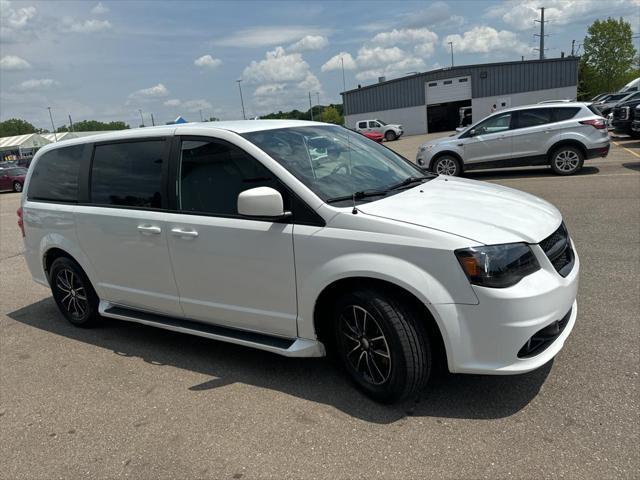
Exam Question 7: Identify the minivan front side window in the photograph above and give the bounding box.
[90,140,165,208]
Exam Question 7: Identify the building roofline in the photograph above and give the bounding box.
[341,56,579,95]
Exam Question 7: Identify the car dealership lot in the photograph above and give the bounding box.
[1,139,638,479]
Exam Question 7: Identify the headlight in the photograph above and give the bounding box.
[419,144,434,152]
[455,243,540,288]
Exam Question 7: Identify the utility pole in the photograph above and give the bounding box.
[448,41,454,67]
[68,114,74,132]
[340,56,346,92]
[151,113,155,126]
[571,39,575,56]
[199,109,203,122]
[534,7,548,60]
[236,79,246,120]
[47,107,57,141]
[138,109,145,127]
[309,91,314,121]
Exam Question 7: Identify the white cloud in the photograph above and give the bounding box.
[0,55,31,70]
[164,99,181,107]
[355,57,426,81]
[65,18,112,33]
[356,45,406,67]
[399,2,465,30]
[194,54,222,68]
[91,2,109,15]
[128,83,170,102]
[443,26,531,55]
[243,46,311,84]
[371,28,438,48]
[287,35,329,52]
[321,52,357,72]
[485,0,630,31]
[254,84,287,97]
[0,1,37,42]
[14,78,59,91]
[214,26,330,48]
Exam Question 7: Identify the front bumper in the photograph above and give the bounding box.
[431,241,579,375]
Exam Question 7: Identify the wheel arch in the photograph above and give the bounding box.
[547,139,587,161]
[313,276,449,373]
[429,150,464,172]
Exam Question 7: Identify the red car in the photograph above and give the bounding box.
[0,167,27,193]
[360,131,384,143]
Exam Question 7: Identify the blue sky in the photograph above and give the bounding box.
[1,0,637,129]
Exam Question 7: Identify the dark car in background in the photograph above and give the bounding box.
[0,167,27,192]
[611,96,640,138]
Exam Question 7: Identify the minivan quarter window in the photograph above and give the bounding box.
[90,140,166,208]
[28,144,84,202]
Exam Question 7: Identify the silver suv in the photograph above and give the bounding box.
[417,103,610,176]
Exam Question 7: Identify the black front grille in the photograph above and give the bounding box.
[539,222,574,277]
[518,308,572,358]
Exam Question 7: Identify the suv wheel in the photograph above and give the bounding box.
[385,130,397,141]
[49,257,100,327]
[13,181,22,193]
[333,289,431,403]
[432,155,461,176]
[550,146,584,175]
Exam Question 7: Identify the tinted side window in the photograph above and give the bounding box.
[357,121,367,129]
[179,139,281,216]
[515,109,553,129]
[28,145,83,202]
[554,107,580,121]
[473,112,512,135]
[368,121,378,128]
[90,140,165,208]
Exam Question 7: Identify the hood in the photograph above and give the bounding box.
[425,133,459,147]
[357,176,561,245]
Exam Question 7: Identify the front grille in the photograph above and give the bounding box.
[517,308,572,358]
[539,222,574,277]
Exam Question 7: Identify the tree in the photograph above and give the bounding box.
[57,120,130,132]
[0,118,37,137]
[582,17,637,94]
[320,106,343,125]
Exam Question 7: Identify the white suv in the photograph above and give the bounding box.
[355,119,404,141]
[20,121,579,403]
[417,103,610,176]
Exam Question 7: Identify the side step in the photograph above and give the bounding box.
[100,302,325,357]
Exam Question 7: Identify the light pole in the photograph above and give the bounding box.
[340,56,346,92]
[138,109,145,127]
[236,79,246,120]
[448,41,454,67]
[199,109,203,122]
[308,91,314,121]
[47,107,57,142]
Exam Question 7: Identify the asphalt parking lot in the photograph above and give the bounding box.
[1,136,638,479]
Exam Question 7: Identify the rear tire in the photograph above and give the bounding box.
[385,130,397,141]
[49,257,100,327]
[431,155,461,176]
[333,288,431,404]
[13,181,22,193]
[550,146,584,175]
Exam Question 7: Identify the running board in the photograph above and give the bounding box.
[99,302,325,357]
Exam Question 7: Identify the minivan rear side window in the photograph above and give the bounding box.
[28,145,83,202]
[90,140,165,208]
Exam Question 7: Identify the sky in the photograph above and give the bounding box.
[0,0,638,130]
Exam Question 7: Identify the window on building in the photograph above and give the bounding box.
[444,80,453,85]
[90,140,165,208]
[459,78,468,83]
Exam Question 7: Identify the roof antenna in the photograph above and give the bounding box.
[352,193,358,215]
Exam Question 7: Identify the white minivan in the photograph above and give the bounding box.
[20,121,579,403]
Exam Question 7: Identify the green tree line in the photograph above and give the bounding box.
[0,118,130,137]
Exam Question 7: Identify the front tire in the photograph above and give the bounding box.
[432,155,461,176]
[550,146,584,175]
[385,130,397,141]
[333,289,431,403]
[49,257,100,327]
[13,181,22,193]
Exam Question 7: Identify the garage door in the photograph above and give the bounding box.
[426,76,472,105]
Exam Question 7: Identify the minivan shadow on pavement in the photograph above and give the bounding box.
[8,298,552,424]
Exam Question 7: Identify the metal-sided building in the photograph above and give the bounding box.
[342,57,579,136]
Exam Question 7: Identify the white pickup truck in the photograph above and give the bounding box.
[355,119,404,141]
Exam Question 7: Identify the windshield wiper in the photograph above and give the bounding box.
[326,189,388,204]
[385,175,432,192]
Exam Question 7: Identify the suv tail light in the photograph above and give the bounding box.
[579,119,606,129]
[17,207,25,238]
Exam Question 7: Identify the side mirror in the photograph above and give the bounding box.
[468,129,476,137]
[237,187,291,219]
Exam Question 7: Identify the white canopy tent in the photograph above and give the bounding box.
[0,133,51,160]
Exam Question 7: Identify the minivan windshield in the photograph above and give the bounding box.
[243,125,428,204]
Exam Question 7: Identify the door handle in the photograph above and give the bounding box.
[137,225,161,235]
[171,227,199,238]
